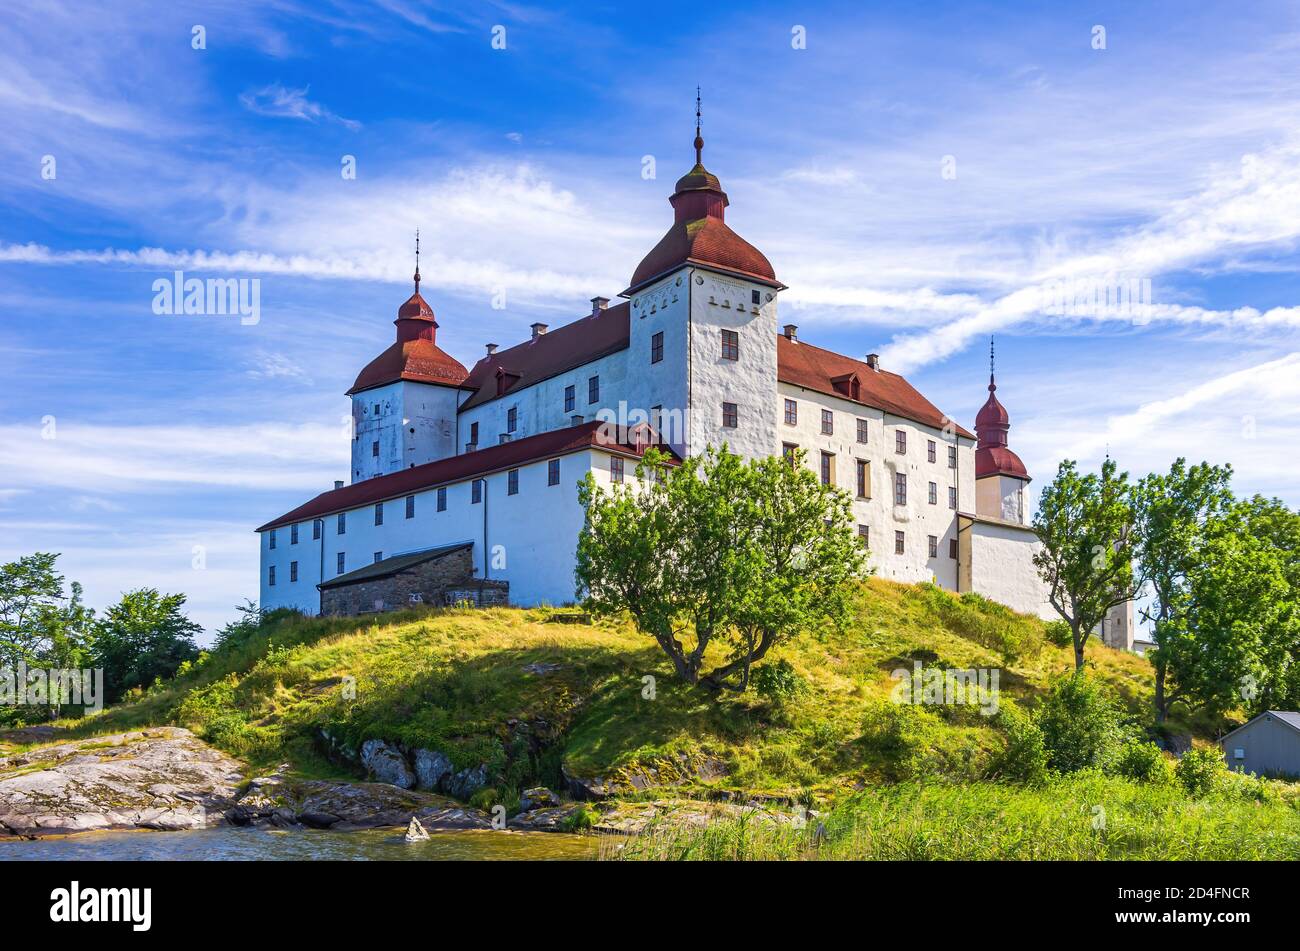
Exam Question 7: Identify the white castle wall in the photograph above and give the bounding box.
[351,380,462,482]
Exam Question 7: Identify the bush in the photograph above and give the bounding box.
[1044,620,1073,648]
[1176,746,1226,798]
[1112,739,1173,784]
[562,804,599,832]
[752,659,804,704]
[990,702,1048,786]
[1035,672,1124,773]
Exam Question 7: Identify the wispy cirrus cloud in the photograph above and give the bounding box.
[239,82,361,130]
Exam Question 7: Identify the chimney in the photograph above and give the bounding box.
[485,343,498,356]
[530,322,548,341]
[590,296,609,316]
[866,353,880,370]
[333,480,344,490]
[783,324,798,341]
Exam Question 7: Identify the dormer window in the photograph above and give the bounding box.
[831,372,862,401]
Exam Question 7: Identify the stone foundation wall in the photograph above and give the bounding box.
[321,547,504,615]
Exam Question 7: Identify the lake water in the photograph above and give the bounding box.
[0,826,600,861]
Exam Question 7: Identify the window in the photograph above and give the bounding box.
[610,457,624,483]
[928,535,939,559]
[268,565,276,586]
[564,385,575,413]
[290,524,298,545]
[857,524,870,546]
[406,495,415,519]
[820,451,834,486]
[928,482,938,505]
[508,469,519,495]
[821,409,834,435]
[784,399,797,425]
[722,401,738,428]
[290,561,298,583]
[470,421,480,445]
[752,289,761,305]
[337,513,346,535]
[269,529,276,550]
[436,487,447,512]
[894,472,907,505]
[374,551,383,564]
[651,331,664,364]
[721,329,739,361]
[472,479,483,504]
[373,403,380,416]
[856,419,869,444]
[782,443,799,466]
[949,538,958,560]
[371,440,379,458]
[336,552,345,575]
[548,459,560,486]
[374,502,384,526]
[507,407,518,433]
[948,445,958,468]
[894,531,906,555]
[948,486,958,510]
[312,519,322,540]
[588,375,599,404]
[895,430,907,454]
[927,440,937,463]
[856,459,870,499]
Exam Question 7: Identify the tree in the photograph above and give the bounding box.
[94,589,202,702]
[1032,458,1141,670]
[576,446,866,694]
[0,553,66,667]
[1130,459,1234,723]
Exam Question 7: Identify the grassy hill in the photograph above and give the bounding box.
[65,579,1165,796]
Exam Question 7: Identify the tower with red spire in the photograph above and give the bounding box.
[346,232,470,482]
[973,338,1031,523]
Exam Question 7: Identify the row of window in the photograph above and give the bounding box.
[792,447,959,509]
[852,526,958,560]
[784,398,959,465]
[561,376,601,414]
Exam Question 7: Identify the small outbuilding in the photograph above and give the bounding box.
[1219,711,1300,779]
[318,542,507,616]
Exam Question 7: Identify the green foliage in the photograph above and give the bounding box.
[562,803,599,832]
[1032,458,1141,669]
[1111,739,1173,784]
[752,659,805,705]
[576,445,866,694]
[1035,672,1125,773]
[989,701,1048,786]
[1176,746,1226,798]
[1043,620,1072,648]
[93,588,202,703]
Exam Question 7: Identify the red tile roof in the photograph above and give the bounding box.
[776,336,976,439]
[627,215,780,294]
[459,302,631,411]
[974,377,1029,480]
[256,421,676,532]
[975,446,1030,480]
[347,291,470,395]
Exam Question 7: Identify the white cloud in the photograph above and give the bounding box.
[239,83,361,130]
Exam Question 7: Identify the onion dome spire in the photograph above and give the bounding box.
[694,86,703,165]
[413,229,421,294]
[974,335,1028,480]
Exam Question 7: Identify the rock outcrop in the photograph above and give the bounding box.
[0,727,243,838]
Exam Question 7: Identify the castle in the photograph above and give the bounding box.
[255,112,1133,649]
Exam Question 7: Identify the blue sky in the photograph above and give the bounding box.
[2,0,1299,638]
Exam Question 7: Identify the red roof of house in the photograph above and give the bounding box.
[459,302,632,411]
[777,336,976,439]
[256,421,676,532]
[347,291,470,395]
[973,374,1029,480]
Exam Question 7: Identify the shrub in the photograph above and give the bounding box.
[990,701,1048,786]
[1111,739,1173,784]
[1176,746,1226,798]
[562,804,599,832]
[1044,620,1073,648]
[752,659,805,704]
[1035,672,1124,773]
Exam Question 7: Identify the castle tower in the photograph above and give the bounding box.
[622,91,785,460]
[973,339,1031,523]
[347,235,470,482]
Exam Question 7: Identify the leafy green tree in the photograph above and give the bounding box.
[0,552,66,667]
[1234,496,1300,714]
[1035,672,1125,773]
[94,589,202,702]
[1131,459,1234,723]
[1032,458,1141,670]
[576,446,866,693]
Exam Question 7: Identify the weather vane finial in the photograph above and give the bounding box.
[694,86,703,165]
[989,335,996,391]
[414,229,421,294]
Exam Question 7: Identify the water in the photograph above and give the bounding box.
[0,825,599,861]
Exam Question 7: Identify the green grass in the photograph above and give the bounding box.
[607,772,1300,861]
[46,579,1189,799]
